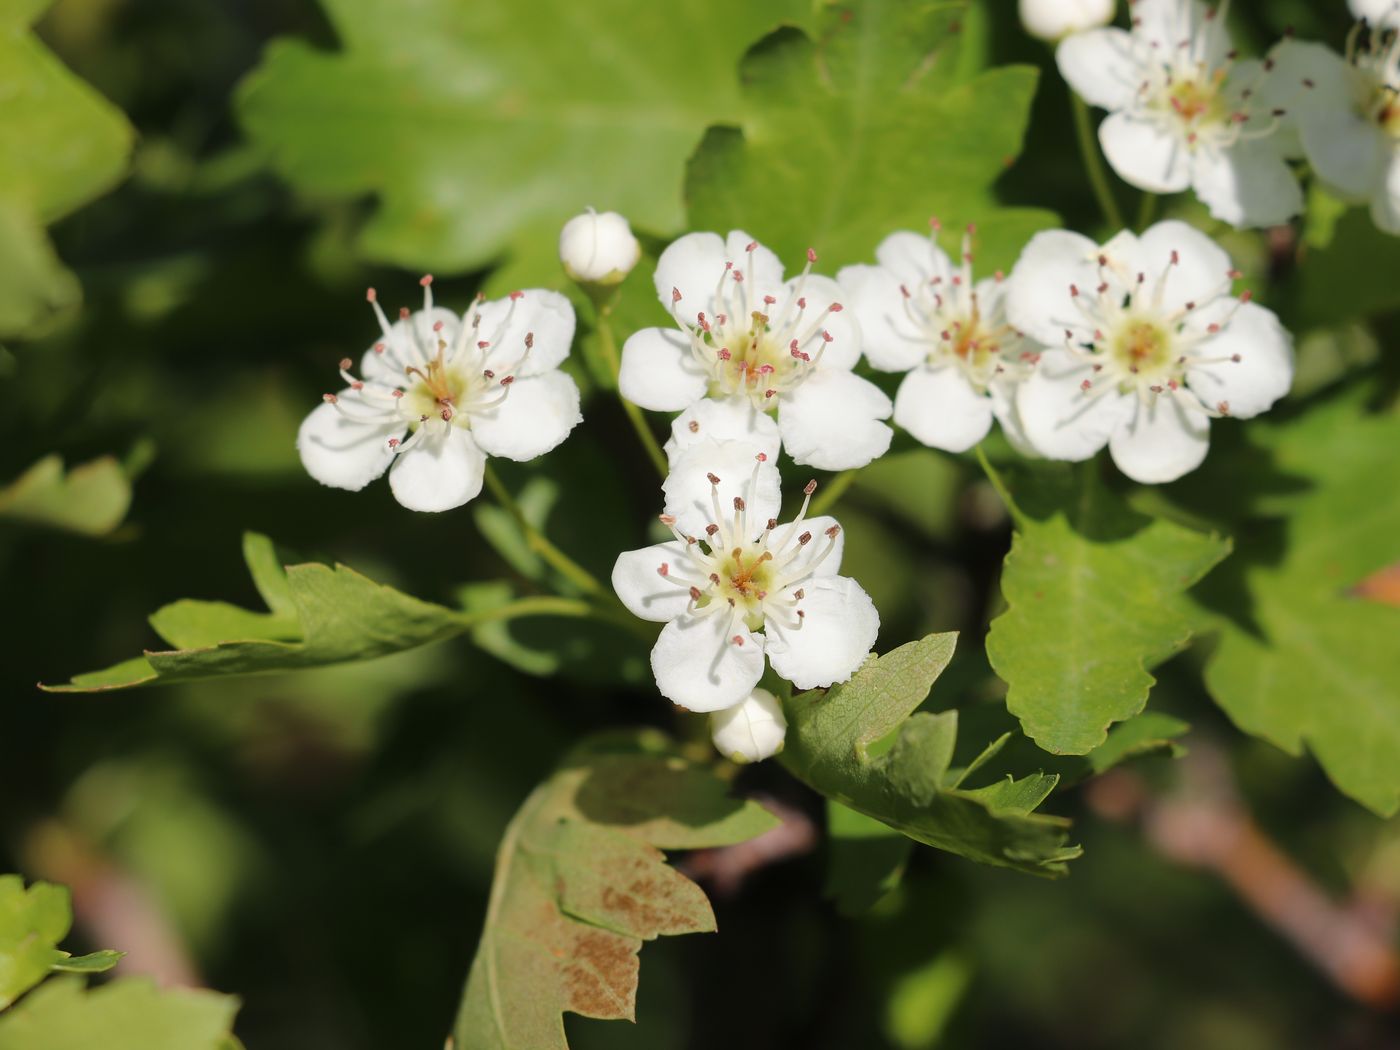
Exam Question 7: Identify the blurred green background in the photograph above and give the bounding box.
[4,0,1400,1047]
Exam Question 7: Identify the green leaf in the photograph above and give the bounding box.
[0,0,133,338]
[0,877,70,1010]
[0,977,238,1049]
[45,532,483,692]
[825,801,912,917]
[47,950,124,975]
[1296,205,1400,326]
[1200,390,1400,815]
[1084,711,1189,778]
[0,455,132,536]
[780,634,1080,877]
[685,1,1057,275]
[985,464,1230,755]
[236,0,804,279]
[451,732,778,1049]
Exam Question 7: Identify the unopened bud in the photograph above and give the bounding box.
[559,208,641,286]
[709,688,787,764]
[1019,0,1114,40]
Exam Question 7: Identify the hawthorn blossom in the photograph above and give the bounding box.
[1269,26,1400,234]
[710,688,788,763]
[559,208,641,285]
[1057,0,1301,228]
[1350,0,1400,28]
[1004,220,1293,484]
[297,279,581,512]
[837,224,1041,454]
[618,230,892,471]
[611,438,879,712]
[1020,0,1115,42]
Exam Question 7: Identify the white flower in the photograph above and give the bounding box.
[1350,0,1400,28]
[1020,0,1115,42]
[710,688,787,763]
[1057,0,1301,228]
[558,208,641,285]
[837,224,1043,455]
[611,438,880,712]
[618,230,893,471]
[297,278,582,512]
[1268,27,1400,234]
[1004,220,1294,484]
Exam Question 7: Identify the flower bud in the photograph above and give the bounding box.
[559,208,641,286]
[1018,0,1114,41]
[709,688,787,764]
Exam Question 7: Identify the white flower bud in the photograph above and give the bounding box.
[559,208,641,286]
[709,688,787,764]
[1018,0,1114,41]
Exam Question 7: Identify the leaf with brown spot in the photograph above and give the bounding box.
[451,732,778,1049]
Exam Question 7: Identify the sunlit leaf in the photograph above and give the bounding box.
[236,0,805,281]
[0,877,69,1010]
[0,0,133,337]
[686,0,1057,274]
[0,977,237,1050]
[44,532,591,692]
[781,634,1080,877]
[451,732,778,1049]
[985,464,1230,755]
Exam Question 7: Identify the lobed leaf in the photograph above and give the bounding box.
[236,0,806,281]
[985,464,1230,755]
[781,634,1080,878]
[46,533,482,691]
[1199,389,1400,815]
[0,977,237,1050]
[451,732,778,1049]
[685,0,1058,274]
[0,0,133,338]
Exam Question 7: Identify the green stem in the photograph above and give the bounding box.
[973,444,1025,525]
[595,302,668,477]
[1070,94,1125,231]
[482,463,605,597]
[809,469,859,517]
[1136,191,1159,232]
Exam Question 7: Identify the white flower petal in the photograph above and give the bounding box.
[774,514,846,579]
[611,541,695,623]
[360,306,460,383]
[1192,142,1303,229]
[652,612,765,713]
[663,396,780,464]
[1271,42,1384,201]
[778,370,893,471]
[1056,27,1142,110]
[1372,149,1400,235]
[1185,301,1294,419]
[835,263,928,372]
[618,326,708,411]
[662,437,783,539]
[387,428,486,512]
[1350,0,1400,27]
[874,230,954,284]
[782,274,861,371]
[724,230,786,293]
[1020,0,1115,42]
[469,371,582,461]
[710,688,787,763]
[653,231,728,313]
[1108,395,1211,484]
[1005,229,1104,347]
[1133,0,1228,66]
[990,378,1040,458]
[1099,111,1192,194]
[892,365,996,453]
[297,395,402,492]
[764,576,879,691]
[1132,219,1233,316]
[470,290,576,377]
[1016,348,1133,460]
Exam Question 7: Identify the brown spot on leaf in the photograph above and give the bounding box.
[562,927,639,1021]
